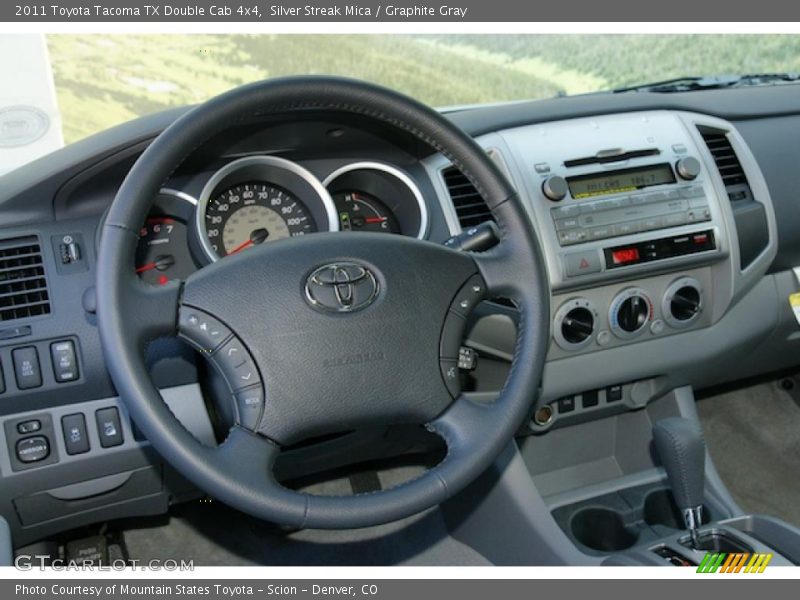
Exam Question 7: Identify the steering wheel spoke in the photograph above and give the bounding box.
[471,240,524,302]
[124,277,182,347]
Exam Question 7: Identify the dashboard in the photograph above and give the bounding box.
[1,83,799,547]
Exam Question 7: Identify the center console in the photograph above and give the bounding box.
[425,110,792,567]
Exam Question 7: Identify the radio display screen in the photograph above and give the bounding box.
[567,163,676,199]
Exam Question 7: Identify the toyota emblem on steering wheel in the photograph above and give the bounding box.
[304,262,380,313]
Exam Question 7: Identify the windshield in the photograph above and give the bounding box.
[2,33,799,176]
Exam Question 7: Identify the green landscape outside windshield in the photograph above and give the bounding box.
[47,34,800,145]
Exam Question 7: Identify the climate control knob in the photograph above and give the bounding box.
[663,277,704,328]
[542,175,568,201]
[675,156,702,180]
[610,288,653,339]
[554,298,598,350]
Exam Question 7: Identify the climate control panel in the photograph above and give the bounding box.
[551,268,711,355]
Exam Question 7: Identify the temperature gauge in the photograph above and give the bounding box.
[333,191,400,234]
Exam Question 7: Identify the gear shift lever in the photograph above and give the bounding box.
[652,417,706,549]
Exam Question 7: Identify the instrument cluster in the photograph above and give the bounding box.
[133,157,429,283]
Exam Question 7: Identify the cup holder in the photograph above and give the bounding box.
[570,507,639,552]
[643,488,711,530]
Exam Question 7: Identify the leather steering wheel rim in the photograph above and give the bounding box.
[97,76,549,529]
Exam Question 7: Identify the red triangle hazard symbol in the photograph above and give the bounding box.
[579,258,590,269]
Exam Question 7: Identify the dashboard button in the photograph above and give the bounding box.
[558,396,575,414]
[179,309,232,354]
[680,186,705,199]
[555,217,580,231]
[589,226,613,240]
[448,275,486,318]
[62,413,90,455]
[234,386,265,430]
[215,337,260,391]
[17,419,41,434]
[12,346,42,390]
[440,359,460,397]
[557,230,589,245]
[687,208,711,223]
[551,204,581,219]
[50,340,79,383]
[578,201,604,214]
[95,407,124,448]
[582,390,599,408]
[0,359,4,394]
[688,197,709,209]
[612,222,638,237]
[665,212,688,227]
[606,385,623,402]
[16,436,50,463]
[563,251,602,277]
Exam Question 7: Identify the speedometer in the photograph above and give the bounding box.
[205,182,315,257]
[196,156,338,262]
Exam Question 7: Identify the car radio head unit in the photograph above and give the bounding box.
[498,111,727,288]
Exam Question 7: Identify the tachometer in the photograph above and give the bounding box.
[205,182,315,257]
[134,189,199,285]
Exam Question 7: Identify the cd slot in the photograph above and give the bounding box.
[564,148,661,168]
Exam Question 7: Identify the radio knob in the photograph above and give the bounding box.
[542,175,568,201]
[675,156,702,180]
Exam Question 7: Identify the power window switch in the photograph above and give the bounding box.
[51,340,79,383]
[95,407,124,448]
[62,413,90,455]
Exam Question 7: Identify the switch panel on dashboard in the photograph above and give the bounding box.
[0,337,83,396]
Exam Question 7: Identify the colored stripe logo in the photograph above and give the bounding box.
[696,552,772,573]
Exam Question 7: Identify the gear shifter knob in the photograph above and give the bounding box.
[652,417,706,547]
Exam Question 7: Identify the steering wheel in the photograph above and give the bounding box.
[97,77,549,529]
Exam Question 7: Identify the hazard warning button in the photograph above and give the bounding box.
[563,251,602,277]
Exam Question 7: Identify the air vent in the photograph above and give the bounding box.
[698,126,768,269]
[0,236,51,323]
[699,129,748,189]
[442,166,494,229]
